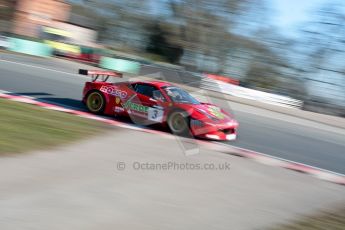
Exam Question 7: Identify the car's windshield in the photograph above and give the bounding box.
[163,86,200,104]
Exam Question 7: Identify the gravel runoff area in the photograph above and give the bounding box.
[0,127,344,230]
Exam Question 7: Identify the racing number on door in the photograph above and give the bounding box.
[152,110,158,119]
[148,107,164,122]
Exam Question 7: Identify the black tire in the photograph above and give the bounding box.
[167,110,190,136]
[85,90,105,114]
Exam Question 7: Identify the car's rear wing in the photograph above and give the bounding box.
[78,69,123,82]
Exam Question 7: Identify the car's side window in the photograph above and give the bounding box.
[134,84,157,98]
[130,83,137,92]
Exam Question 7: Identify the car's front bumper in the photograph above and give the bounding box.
[191,119,238,141]
[197,131,237,141]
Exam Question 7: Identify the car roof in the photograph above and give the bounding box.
[130,80,174,88]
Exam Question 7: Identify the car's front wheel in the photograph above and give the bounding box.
[86,91,105,114]
[167,111,190,136]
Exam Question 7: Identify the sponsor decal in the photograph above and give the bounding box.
[208,106,225,119]
[130,110,146,118]
[100,85,127,99]
[121,99,164,122]
[122,101,149,113]
[115,97,121,104]
[114,106,125,113]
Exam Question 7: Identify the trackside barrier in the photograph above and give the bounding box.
[205,73,240,85]
[99,56,140,74]
[7,38,53,57]
[199,78,303,109]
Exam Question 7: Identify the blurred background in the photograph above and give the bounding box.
[1,0,345,116]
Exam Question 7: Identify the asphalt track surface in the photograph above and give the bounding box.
[1,53,345,174]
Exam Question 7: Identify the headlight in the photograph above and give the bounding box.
[227,120,239,127]
[195,108,219,121]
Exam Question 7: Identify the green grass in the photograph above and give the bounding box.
[271,204,345,230]
[0,99,108,154]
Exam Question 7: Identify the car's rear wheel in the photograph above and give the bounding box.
[86,91,105,114]
[167,111,190,136]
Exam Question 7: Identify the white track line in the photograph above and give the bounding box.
[0,59,85,78]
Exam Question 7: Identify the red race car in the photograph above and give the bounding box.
[79,69,238,141]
